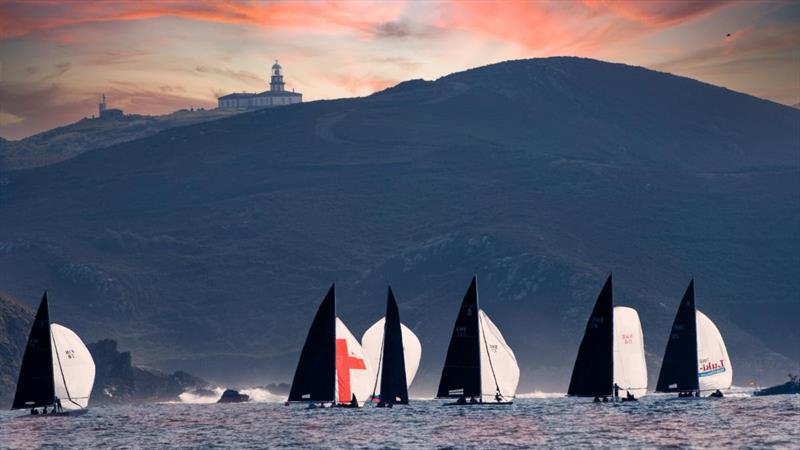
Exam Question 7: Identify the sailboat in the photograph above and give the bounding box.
[361,286,422,406]
[656,280,732,397]
[567,275,648,401]
[287,284,374,407]
[12,292,96,416]
[436,276,520,405]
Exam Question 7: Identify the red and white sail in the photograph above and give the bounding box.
[334,318,374,405]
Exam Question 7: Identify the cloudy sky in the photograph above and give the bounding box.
[0,0,798,140]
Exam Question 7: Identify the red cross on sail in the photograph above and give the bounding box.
[336,338,366,403]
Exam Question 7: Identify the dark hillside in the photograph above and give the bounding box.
[0,57,797,395]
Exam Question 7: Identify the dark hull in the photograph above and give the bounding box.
[24,409,89,417]
[442,401,514,406]
[753,382,800,397]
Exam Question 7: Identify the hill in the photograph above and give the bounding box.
[0,108,239,170]
[0,293,33,407]
[0,57,797,396]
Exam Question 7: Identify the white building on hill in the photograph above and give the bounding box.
[217,61,302,110]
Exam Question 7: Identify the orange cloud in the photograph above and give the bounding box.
[0,0,406,40]
[582,0,733,27]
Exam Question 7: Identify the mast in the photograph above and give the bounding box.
[436,276,481,398]
[12,292,56,409]
[287,284,337,402]
[567,274,614,397]
[656,280,700,392]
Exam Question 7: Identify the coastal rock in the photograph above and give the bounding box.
[217,389,250,403]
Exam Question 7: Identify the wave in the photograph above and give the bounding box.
[177,387,286,404]
[516,391,566,399]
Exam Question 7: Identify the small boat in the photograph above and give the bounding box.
[753,374,800,397]
[567,275,648,401]
[287,284,374,407]
[361,287,422,406]
[436,276,519,405]
[656,280,732,397]
[12,292,96,416]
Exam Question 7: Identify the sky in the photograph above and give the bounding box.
[0,0,798,140]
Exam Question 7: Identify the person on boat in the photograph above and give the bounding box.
[602,396,609,402]
[30,408,38,415]
[495,390,503,403]
[626,391,636,401]
[349,394,358,408]
[593,396,600,403]
[695,391,700,397]
[469,397,478,404]
[613,383,620,400]
[710,389,724,398]
[456,394,466,405]
[377,400,386,408]
[55,397,63,413]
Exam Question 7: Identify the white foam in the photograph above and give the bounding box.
[516,391,566,399]
[177,387,286,404]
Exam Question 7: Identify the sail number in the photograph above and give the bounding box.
[65,349,76,359]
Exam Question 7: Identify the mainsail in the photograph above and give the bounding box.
[437,277,482,398]
[696,310,732,392]
[288,284,337,402]
[437,276,519,402]
[50,323,96,410]
[656,280,700,392]
[613,306,648,398]
[361,287,422,404]
[567,275,614,397]
[12,293,55,409]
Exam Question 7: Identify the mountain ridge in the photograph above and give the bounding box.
[0,57,797,395]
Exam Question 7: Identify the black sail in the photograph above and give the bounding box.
[288,284,337,402]
[656,280,699,392]
[567,275,614,397]
[12,292,55,409]
[378,287,409,404]
[437,276,481,398]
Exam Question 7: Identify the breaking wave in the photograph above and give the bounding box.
[178,387,285,404]
[516,391,566,399]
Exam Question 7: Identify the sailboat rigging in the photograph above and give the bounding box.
[287,284,374,407]
[656,280,732,397]
[361,286,422,406]
[436,276,519,405]
[567,275,648,401]
[12,292,96,416]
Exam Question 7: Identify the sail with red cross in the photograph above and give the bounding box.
[335,318,373,404]
[287,283,374,406]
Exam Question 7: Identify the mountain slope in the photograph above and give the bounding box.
[0,57,797,395]
[0,108,238,170]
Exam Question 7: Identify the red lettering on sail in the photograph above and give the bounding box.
[336,338,366,403]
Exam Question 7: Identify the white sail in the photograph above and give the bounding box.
[696,310,732,392]
[612,306,648,398]
[50,323,96,410]
[478,310,520,401]
[334,318,374,405]
[360,318,422,396]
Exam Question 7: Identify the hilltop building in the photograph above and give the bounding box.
[217,61,302,110]
[98,94,124,119]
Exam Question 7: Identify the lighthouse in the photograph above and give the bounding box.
[270,60,285,92]
[217,59,302,110]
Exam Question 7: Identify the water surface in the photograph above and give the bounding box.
[1,395,798,448]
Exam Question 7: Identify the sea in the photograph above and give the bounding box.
[1,389,798,449]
